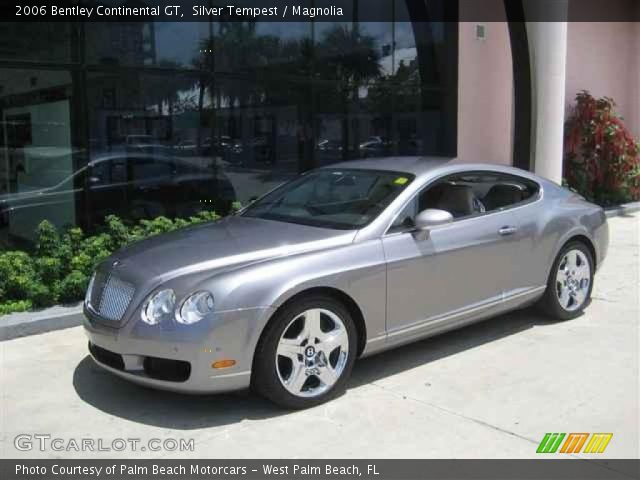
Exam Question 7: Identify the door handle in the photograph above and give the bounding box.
[498,226,518,236]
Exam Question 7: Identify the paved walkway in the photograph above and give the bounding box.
[1,214,638,459]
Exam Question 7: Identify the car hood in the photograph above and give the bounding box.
[108,216,356,284]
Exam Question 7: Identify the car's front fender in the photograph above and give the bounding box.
[203,238,388,352]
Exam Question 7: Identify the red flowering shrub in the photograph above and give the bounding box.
[564,91,640,206]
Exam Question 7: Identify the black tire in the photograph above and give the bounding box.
[252,295,358,409]
[539,241,594,320]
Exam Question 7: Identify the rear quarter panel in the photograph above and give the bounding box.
[534,181,608,284]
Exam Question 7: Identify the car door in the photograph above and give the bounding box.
[382,173,520,335]
[480,173,544,297]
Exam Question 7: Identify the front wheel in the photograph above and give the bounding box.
[539,241,594,320]
[252,296,357,409]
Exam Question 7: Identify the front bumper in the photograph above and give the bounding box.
[83,305,274,394]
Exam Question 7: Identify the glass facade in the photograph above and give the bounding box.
[0,12,457,249]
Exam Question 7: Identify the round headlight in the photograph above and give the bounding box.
[177,291,214,325]
[141,289,175,325]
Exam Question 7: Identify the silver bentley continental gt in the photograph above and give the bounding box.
[84,157,608,408]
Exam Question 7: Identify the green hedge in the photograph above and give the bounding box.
[0,205,240,316]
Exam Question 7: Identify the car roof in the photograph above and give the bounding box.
[320,156,546,183]
[322,156,451,176]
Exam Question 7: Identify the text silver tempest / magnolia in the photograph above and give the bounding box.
[192,5,344,18]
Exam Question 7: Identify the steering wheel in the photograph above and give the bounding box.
[303,204,324,215]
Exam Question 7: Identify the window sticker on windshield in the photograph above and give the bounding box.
[394,176,409,185]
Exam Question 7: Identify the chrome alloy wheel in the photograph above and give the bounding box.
[276,308,349,398]
[556,249,591,311]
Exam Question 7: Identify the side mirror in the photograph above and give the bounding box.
[88,176,102,185]
[414,209,453,232]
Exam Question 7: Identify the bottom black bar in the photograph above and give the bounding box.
[2,460,639,480]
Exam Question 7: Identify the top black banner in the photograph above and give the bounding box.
[2,0,639,22]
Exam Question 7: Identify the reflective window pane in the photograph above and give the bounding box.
[86,71,237,222]
[0,68,77,248]
[0,22,73,63]
[212,19,312,75]
[210,76,307,204]
[86,22,209,68]
[0,10,458,249]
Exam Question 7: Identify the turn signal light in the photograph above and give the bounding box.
[212,359,236,369]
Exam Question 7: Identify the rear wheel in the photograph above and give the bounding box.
[539,241,594,320]
[252,295,357,409]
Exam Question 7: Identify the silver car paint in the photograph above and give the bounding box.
[84,157,608,394]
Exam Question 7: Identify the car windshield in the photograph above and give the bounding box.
[241,169,414,230]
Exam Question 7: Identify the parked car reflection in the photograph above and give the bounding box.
[0,152,236,246]
[124,135,172,156]
[358,136,391,158]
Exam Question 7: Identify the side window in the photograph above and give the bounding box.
[388,197,418,233]
[481,174,540,212]
[387,173,487,233]
[418,174,487,219]
[386,171,541,234]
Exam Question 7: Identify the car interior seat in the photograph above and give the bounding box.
[433,184,478,218]
[483,183,524,211]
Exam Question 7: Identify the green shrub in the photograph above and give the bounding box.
[70,252,93,276]
[104,215,130,249]
[0,251,37,300]
[0,300,33,316]
[64,227,85,254]
[129,217,172,243]
[134,216,175,238]
[194,210,220,222]
[0,209,221,316]
[231,201,243,213]
[35,220,60,258]
[78,233,113,273]
[58,271,89,304]
[35,256,63,284]
[28,282,57,308]
[173,218,191,229]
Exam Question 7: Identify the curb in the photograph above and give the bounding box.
[0,303,83,341]
[604,201,640,218]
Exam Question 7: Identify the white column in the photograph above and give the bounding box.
[525,7,568,183]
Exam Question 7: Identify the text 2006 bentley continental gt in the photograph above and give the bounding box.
[84,158,608,408]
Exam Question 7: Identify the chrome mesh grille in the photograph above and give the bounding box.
[90,271,135,322]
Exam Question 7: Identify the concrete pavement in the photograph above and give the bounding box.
[1,214,638,459]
